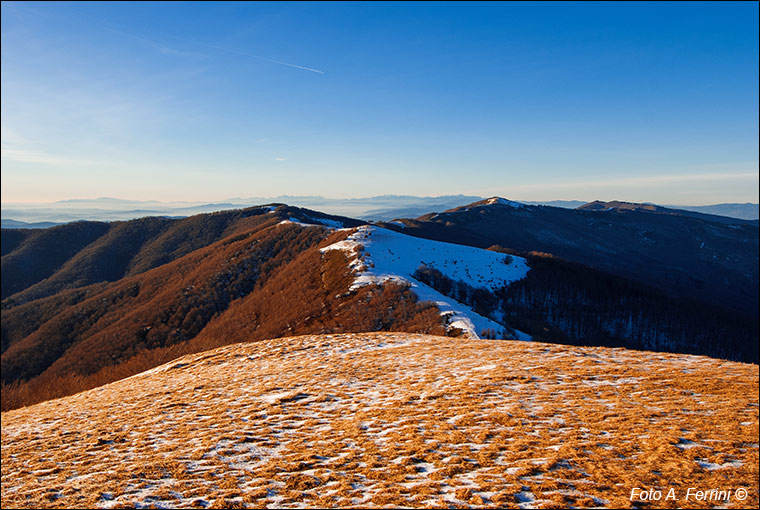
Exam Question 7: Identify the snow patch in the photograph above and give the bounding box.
[696,460,743,471]
[305,215,345,229]
[279,216,346,229]
[278,219,321,228]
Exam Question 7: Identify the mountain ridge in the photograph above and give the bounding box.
[576,200,759,225]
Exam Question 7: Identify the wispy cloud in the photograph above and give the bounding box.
[506,171,758,192]
[1,125,107,167]
[158,46,204,58]
[105,27,205,59]
[0,125,28,147]
[274,157,287,161]
[1,148,101,166]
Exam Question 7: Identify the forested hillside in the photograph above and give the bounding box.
[1,204,363,306]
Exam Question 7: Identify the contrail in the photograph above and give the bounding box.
[211,45,325,74]
[255,56,325,75]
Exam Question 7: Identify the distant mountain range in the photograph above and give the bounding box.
[0,195,482,225]
[529,200,760,220]
[0,219,62,229]
[663,202,760,220]
[2,196,757,227]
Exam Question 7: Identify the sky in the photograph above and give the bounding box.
[1,1,758,205]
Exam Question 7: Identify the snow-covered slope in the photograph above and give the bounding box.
[321,226,530,339]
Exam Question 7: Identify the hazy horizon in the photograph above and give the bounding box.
[3,194,758,226]
[2,193,758,208]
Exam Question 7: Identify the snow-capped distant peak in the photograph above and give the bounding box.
[449,197,526,213]
[484,197,525,208]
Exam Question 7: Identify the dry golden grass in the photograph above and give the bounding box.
[1,333,757,509]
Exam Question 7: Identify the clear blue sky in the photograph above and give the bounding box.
[2,1,758,205]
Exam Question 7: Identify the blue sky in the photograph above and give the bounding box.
[2,1,758,204]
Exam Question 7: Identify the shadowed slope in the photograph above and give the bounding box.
[1,228,33,256]
[1,221,111,299]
